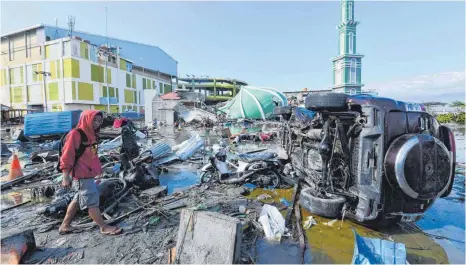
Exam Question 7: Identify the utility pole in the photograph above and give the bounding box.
[105,6,110,113]
[98,49,111,114]
[35,71,51,112]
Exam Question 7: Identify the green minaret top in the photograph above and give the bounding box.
[332,0,364,95]
[340,0,357,27]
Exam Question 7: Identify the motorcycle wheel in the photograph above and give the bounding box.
[200,171,218,183]
[255,169,281,188]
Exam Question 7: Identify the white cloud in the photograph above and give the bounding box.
[365,71,465,103]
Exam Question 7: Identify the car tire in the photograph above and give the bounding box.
[299,187,346,218]
[305,93,348,111]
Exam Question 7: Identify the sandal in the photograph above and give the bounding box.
[100,226,122,235]
[58,227,83,235]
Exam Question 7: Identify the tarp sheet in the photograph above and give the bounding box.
[294,107,316,124]
[352,230,407,265]
[218,86,288,120]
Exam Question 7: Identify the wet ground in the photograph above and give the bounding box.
[1,124,465,264]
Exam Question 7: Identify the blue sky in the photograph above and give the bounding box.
[1,1,465,102]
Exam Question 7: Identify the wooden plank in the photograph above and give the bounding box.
[285,183,299,227]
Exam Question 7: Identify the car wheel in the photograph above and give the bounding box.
[305,93,348,111]
[299,187,346,218]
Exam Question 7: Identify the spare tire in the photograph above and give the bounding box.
[384,134,452,200]
[299,188,346,218]
[305,93,348,111]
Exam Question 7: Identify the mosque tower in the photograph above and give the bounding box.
[332,0,364,95]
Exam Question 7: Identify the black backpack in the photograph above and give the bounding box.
[56,128,89,173]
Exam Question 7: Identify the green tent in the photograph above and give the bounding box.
[218,86,288,120]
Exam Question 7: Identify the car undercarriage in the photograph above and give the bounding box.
[276,93,456,227]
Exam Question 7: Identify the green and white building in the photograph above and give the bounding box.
[332,0,364,95]
[0,24,177,113]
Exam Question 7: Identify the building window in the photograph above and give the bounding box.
[350,59,357,84]
[350,88,357,95]
[335,61,342,85]
[349,32,354,54]
[340,32,345,55]
[349,2,353,20]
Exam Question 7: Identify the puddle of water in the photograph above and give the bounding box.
[0,189,51,211]
[158,166,199,194]
[416,173,465,264]
[455,138,465,164]
[248,186,455,264]
[254,239,314,264]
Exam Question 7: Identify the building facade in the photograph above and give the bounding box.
[332,0,364,95]
[0,24,177,113]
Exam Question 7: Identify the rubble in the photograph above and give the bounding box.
[0,104,462,264]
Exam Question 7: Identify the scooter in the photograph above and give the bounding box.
[199,140,283,188]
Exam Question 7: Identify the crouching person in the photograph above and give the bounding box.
[58,110,122,235]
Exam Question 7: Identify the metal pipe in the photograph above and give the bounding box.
[43,72,47,112]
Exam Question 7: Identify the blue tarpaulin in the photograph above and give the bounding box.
[295,107,316,123]
[352,230,407,265]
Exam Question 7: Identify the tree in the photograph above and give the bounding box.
[450,101,465,113]
[450,101,465,108]
[454,112,465,124]
[436,113,454,124]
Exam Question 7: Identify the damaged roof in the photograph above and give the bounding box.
[160,92,181,100]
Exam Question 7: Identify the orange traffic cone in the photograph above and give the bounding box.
[8,154,23,181]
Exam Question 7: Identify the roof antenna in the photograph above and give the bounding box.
[67,15,75,37]
[105,6,109,48]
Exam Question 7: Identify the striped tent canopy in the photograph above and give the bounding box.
[218,86,288,120]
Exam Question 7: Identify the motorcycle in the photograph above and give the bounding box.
[199,140,283,188]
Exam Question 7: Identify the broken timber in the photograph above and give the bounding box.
[285,182,300,227]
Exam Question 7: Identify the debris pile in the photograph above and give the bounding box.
[1,100,462,264]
